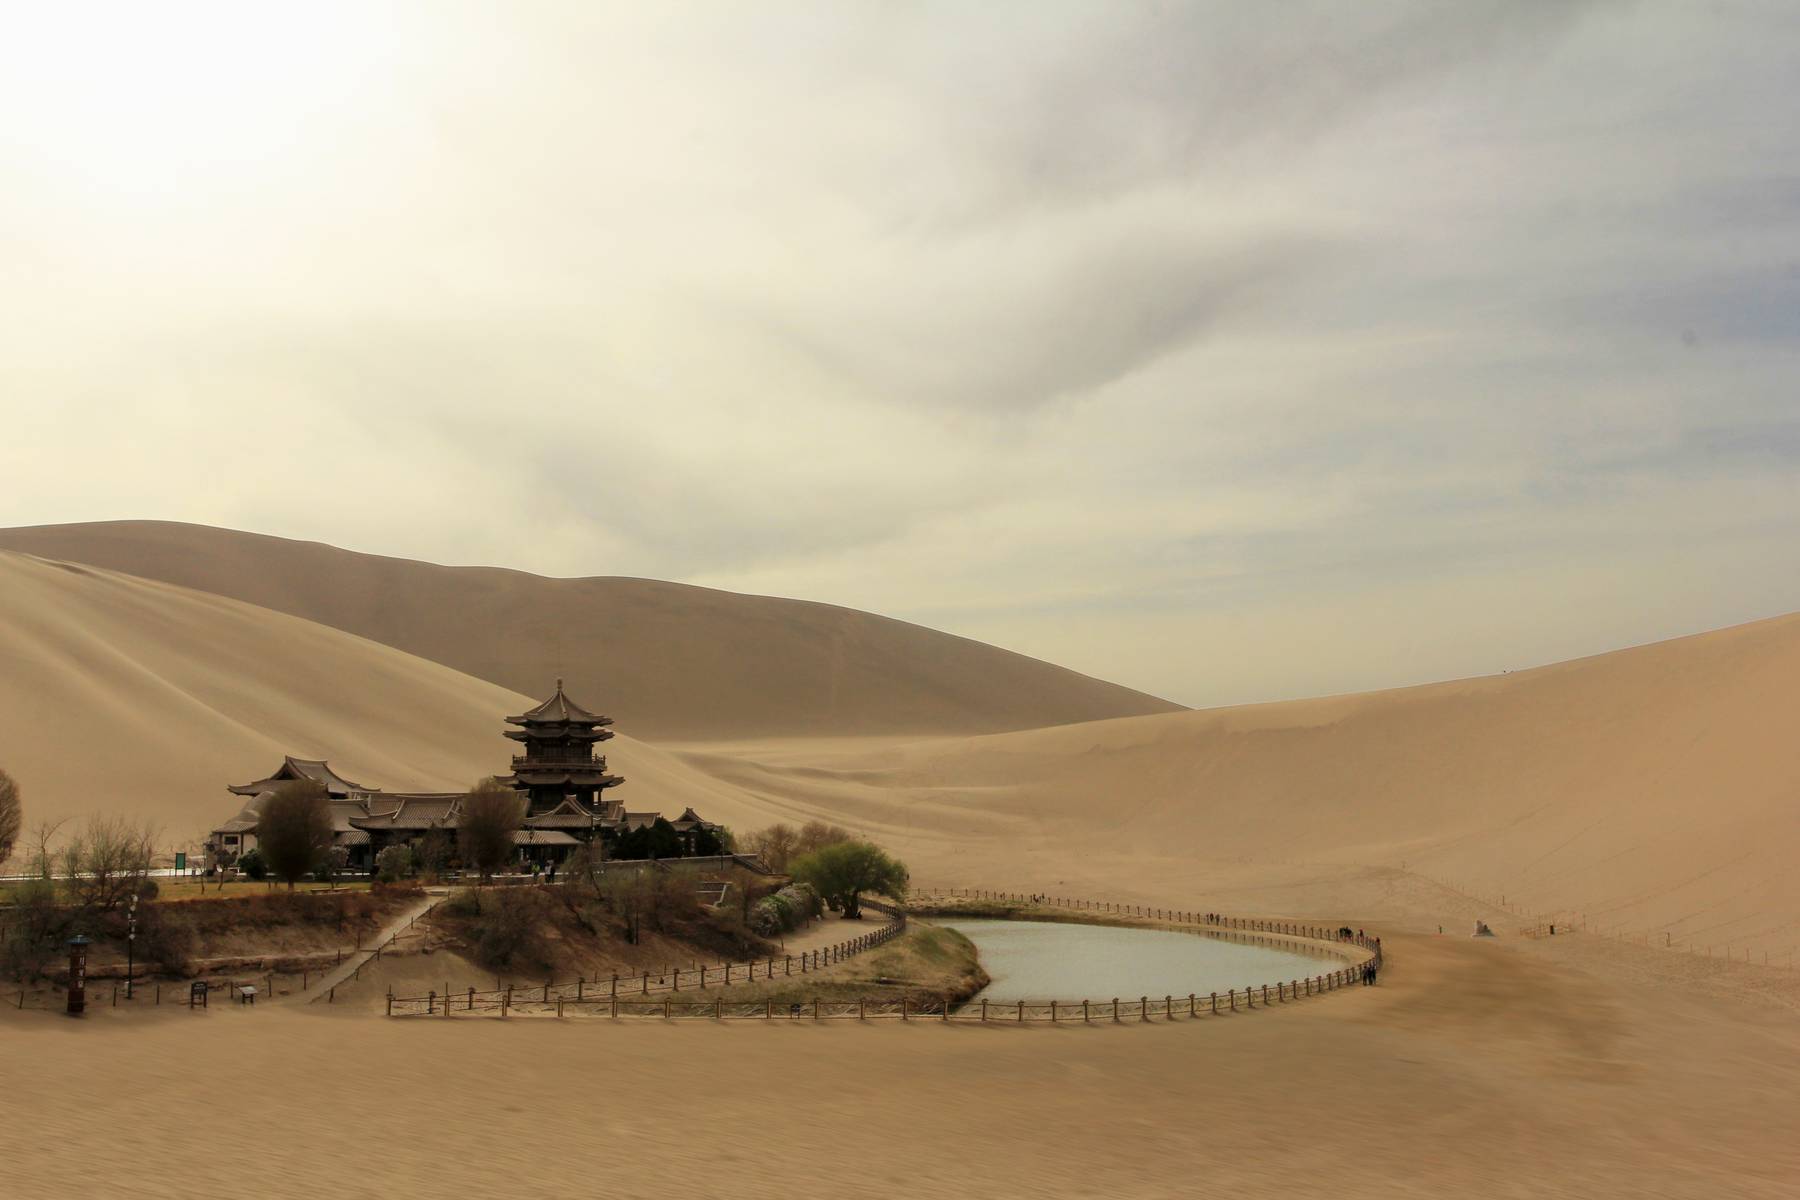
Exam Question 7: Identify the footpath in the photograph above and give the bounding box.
[284,891,444,1005]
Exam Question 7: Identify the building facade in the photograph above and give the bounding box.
[206,682,721,873]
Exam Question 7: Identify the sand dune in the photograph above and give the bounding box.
[0,550,769,841]
[672,612,1800,961]
[0,521,1182,740]
[3,544,1797,1198]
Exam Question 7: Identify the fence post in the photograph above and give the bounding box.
[1112,997,1120,1023]
[814,998,820,1021]
[1211,991,1218,1014]
[1017,999,1024,1022]
[664,996,671,1019]
[1189,993,1196,1017]
[386,993,393,1017]
[1049,1000,1057,1023]
[642,972,649,994]
[428,990,435,1015]
[468,986,475,1010]
[557,996,564,1018]
[981,999,988,1022]
[1140,996,1150,1022]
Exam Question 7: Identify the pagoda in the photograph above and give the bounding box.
[497,678,625,817]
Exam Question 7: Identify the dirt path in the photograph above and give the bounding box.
[286,892,443,1004]
[763,907,895,957]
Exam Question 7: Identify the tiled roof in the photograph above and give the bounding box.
[505,679,613,727]
[228,756,376,798]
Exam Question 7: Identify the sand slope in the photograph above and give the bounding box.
[0,521,1182,739]
[0,551,769,841]
[673,612,1800,960]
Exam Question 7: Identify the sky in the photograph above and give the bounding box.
[2,1,1798,709]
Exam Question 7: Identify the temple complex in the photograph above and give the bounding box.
[206,682,721,873]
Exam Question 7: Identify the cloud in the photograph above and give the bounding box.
[2,1,1798,708]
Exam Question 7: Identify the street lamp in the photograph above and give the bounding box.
[126,893,139,1000]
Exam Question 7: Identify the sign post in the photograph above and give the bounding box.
[66,935,91,1016]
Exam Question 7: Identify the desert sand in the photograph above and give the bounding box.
[0,550,774,837]
[0,521,1182,738]
[2,531,1798,1197]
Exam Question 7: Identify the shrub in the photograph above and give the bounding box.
[441,887,482,918]
[135,877,160,902]
[1,877,64,979]
[468,888,544,969]
[238,849,268,880]
[133,905,194,974]
[749,897,783,936]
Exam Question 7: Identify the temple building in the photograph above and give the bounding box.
[206,682,722,873]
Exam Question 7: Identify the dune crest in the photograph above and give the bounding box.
[0,521,1183,740]
[673,611,1800,958]
[0,551,767,838]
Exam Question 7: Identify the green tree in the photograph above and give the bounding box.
[791,841,908,919]
[375,844,413,883]
[238,848,268,880]
[257,780,334,891]
[458,779,523,884]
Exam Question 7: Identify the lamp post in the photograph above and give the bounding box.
[126,893,139,1000]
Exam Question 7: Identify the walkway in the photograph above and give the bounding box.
[288,892,443,1005]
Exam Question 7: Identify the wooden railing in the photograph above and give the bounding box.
[388,907,907,1017]
[385,889,1380,1022]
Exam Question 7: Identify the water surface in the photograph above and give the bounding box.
[940,918,1336,1002]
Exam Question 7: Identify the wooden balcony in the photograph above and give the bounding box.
[510,755,603,772]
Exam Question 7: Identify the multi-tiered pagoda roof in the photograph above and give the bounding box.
[497,678,625,810]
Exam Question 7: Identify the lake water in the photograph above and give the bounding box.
[939,919,1338,1002]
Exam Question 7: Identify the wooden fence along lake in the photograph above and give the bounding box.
[386,889,1380,1023]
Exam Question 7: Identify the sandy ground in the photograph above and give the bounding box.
[2,529,1798,1194]
[4,907,1796,1199]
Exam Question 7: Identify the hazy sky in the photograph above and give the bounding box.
[3,1,1798,708]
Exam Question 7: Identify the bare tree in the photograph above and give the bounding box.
[60,815,157,912]
[26,817,69,880]
[458,778,523,885]
[793,820,853,859]
[258,780,334,891]
[744,822,798,873]
[0,767,20,869]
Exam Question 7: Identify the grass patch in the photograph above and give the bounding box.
[717,924,988,1008]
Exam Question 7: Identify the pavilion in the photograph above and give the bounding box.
[206,682,722,873]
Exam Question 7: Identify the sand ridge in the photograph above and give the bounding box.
[0,550,771,837]
[0,520,1184,739]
